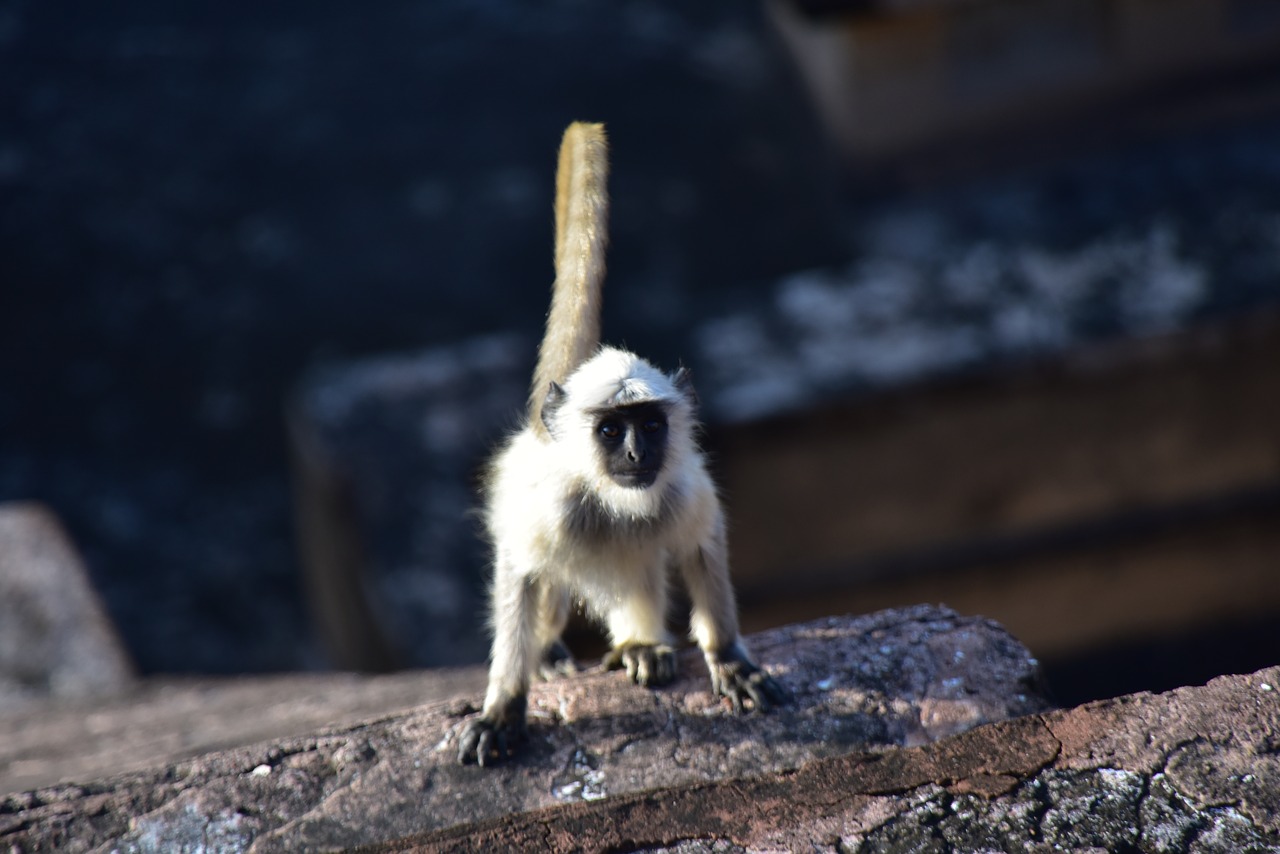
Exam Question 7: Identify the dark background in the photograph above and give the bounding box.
[3,1,1279,686]
[0,0,846,672]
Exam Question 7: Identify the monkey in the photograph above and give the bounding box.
[457,122,787,767]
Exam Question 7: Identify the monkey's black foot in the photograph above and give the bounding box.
[456,694,527,767]
[603,642,677,687]
[707,644,789,714]
[539,639,578,680]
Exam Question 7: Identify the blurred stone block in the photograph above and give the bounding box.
[770,0,1280,163]
[0,502,136,709]
[287,334,530,670]
[287,300,1280,677]
[0,667,485,795]
[718,312,1280,665]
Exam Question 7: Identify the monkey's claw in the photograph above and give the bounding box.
[708,648,789,713]
[457,696,527,767]
[603,642,677,687]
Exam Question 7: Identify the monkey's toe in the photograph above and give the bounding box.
[604,642,677,687]
[457,696,528,766]
[458,717,523,767]
[708,648,790,713]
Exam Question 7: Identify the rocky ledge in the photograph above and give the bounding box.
[407,665,1280,852]
[4,606,1046,851]
[2,606,1275,852]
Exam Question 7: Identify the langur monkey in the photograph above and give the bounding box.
[458,122,787,766]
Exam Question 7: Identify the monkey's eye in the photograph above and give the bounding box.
[641,419,664,434]
[598,421,622,440]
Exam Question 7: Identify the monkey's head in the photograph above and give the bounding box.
[541,346,698,498]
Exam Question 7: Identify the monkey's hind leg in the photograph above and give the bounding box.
[536,581,577,680]
[601,567,677,687]
[603,641,677,687]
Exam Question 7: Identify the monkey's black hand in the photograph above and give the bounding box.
[457,694,527,767]
[603,642,677,687]
[707,645,789,713]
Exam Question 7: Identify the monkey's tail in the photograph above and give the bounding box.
[529,121,609,435]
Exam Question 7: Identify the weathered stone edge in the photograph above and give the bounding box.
[369,665,1280,852]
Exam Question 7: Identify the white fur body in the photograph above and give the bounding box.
[481,347,740,708]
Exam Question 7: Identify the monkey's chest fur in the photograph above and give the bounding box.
[483,427,712,589]
[560,481,683,548]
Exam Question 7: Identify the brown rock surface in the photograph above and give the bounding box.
[0,606,1048,851]
[393,665,1280,852]
[0,669,485,796]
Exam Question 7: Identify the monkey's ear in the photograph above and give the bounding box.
[672,366,699,407]
[541,381,567,434]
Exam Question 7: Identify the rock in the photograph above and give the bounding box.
[0,668,486,796]
[0,607,1050,851]
[0,503,136,710]
[397,662,1280,852]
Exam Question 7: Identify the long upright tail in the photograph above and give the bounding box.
[529,122,609,436]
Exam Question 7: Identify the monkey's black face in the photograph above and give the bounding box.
[594,402,669,489]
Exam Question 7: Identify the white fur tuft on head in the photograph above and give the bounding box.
[560,347,677,411]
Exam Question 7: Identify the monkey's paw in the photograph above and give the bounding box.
[707,646,789,713]
[603,642,677,687]
[539,638,579,681]
[456,694,527,767]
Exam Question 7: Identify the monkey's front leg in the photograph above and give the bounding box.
[680,521,790,713]
[602,568,677,687]
[458,566,538,767]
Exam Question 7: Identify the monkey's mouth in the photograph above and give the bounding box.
[613,469,658,488]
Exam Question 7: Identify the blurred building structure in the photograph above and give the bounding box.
[773,0,1280,170]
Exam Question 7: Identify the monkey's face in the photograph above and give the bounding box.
[594,402,669,489]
